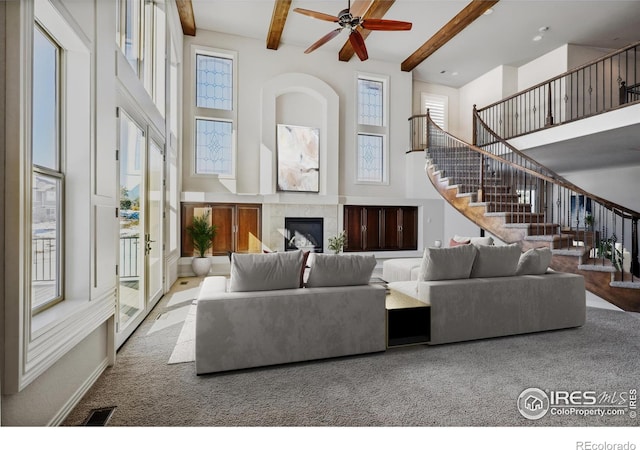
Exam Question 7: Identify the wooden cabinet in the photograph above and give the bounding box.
[181,203,261,256]
[344,205,418,252]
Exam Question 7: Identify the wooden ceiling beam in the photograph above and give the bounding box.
[401,0,499,72]
[267,0,293,50]
[176,0,196,36]
[338,0,389,62]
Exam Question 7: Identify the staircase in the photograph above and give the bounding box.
[414,112,640,312]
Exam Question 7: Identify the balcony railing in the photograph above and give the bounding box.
[476,41,640,141]
[32,237,56,282]
[32,236,140,281]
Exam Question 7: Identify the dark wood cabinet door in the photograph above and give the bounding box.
[382,207,400,249]
[344,205,364,252]
[343,204,418,252]
[211,205,234,255]
[236,205,261,253]
[399,207,418,250]
[363,206,382,250]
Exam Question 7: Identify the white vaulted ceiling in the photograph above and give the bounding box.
[187,0,640,87]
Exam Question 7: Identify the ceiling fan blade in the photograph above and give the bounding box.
[293,8,339,23]
[304,28,343,54]
[360,19,413,31]
[349,29,368,61]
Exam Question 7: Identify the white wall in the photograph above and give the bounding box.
[563,165,640,213]
[567,44,612,71]
[518,45,569,91]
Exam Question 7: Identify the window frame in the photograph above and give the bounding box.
[355,72,389,185]
[31,21,65,315]
[191,46,238,179]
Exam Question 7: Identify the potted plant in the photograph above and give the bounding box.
[328,231,347,254]
[584,214,594,230]
[186,211,217,276]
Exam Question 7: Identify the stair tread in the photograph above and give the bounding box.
[524,234,573,241]
[552,247,591,257]
[609,281,640,289]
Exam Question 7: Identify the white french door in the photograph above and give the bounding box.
[146,139,164,306]
[116,109,165,348]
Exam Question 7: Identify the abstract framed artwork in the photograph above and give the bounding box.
[276,124,320,192]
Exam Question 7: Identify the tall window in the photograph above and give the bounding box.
[32,24,63,313]
[117,0,165,114]
[356,74,388,184]
[194,49,237,177]
[422,92,448,130]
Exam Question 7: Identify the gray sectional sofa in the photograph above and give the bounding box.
[387,243,586,345]
[194,251,386,375]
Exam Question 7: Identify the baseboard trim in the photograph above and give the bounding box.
[48,357,109,427]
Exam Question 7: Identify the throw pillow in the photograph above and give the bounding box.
[419,244,477,281]
[449,238,470,247]
[516,247,552,275]
[470,243,522,278]
[229,250,303,292]
[305,254,377,287]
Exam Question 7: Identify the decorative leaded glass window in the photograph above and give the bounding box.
[357,134,384,183]
[195,119,233,175]
[358,78,383,126]
[196,54,233,110]
[356,74,388,184]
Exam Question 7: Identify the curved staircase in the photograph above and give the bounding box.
[415,112,640,312]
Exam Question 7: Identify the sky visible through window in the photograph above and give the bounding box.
[33,26,58,170]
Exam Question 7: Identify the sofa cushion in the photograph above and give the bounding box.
[229,250,304,292]
[306,254,376,287]
[454,235,494,246]
[470,243,521,278]
[419,244,477,281]
[516,247,552,275]
[449,238,470,247]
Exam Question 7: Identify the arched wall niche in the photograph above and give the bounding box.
[260,72,339,200]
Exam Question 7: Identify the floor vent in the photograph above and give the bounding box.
[82,406,116,426]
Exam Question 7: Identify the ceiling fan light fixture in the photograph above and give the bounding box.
[293,0,412,62]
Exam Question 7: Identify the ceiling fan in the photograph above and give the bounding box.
[293,0,412,61]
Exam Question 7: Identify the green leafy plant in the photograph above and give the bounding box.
[584,214,594,229]
[328,231,347,254]
[596,236,622,272]
[186,211,217,258]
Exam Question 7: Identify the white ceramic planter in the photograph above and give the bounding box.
[192,257,211,277]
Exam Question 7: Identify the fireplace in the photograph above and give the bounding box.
[284,217,324,253]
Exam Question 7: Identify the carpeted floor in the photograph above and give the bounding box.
[62,277,640,427]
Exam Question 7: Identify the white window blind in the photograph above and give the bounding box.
[422,92,448,130]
